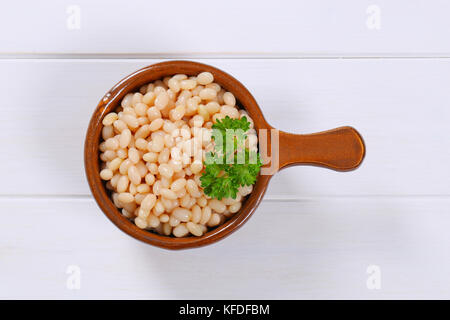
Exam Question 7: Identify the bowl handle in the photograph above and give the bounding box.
[277,126,365,171]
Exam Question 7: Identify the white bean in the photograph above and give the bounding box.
[228,202,242,213]
[209,199,226,213]
[102,150,116,161]
[128,165,141,185]
[173,223,189,237]
[199,88,217,100]
[118,192,134,203]
[223,194,242,205]
[169,215,180,227]
[180,79,197,90]
[170,178,187,192]
[113,119,127,132]
[197,72,214,85]
[159,214,169,223]
[135,124,151,139]
[134,193,146,205]
[135,217,147,229]
[186,179,202,198]
[220,105,239,119]
[190,160,203,174]
[197,196,207,207]
[138,207,150,219]
[105,137,119,150]
[186,222,203,236]
[149,135,164,152]
[132,93,143,107]
[116,148,127,159]
[136,161,148,177]
[158,163,174,178]
[102,112,118,126]
[102,125,114,140]
[121,93,133,108]
[162,223,172,235]
[143,92,156,106]
[100,168,113,180]
[107,158,123,171]
[160,188,177,200]
[191,205,202,223]
[155,91,169,109]
[141,194,157,212]
[142,152,157,163]
[223,92,236,106]
[172,207,191,222]
[122,114,139,129]
[147,214,160,228]
[117,175,129,193]
[128,147,140,164]
[135,138,148,151]
[158,148,170,164]
[149,118,164,132]
[144,173,155,186]
[200,206,212,224]
[207,213,221,227]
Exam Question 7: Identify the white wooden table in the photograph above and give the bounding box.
[1,0,450,299]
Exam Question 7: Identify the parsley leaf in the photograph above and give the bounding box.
[200,116,262,200]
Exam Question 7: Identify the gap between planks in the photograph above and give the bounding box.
[0,194,449,202]
[1,53,450,60]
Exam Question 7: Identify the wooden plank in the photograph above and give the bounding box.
[1,0,450,56]
[1,198,449,299]
[0,59,448,196]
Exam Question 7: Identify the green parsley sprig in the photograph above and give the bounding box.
[200,116,262,200]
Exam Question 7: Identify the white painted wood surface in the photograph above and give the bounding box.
[1,198,450,299]
[1,0,450,299]
[1,0,450,56]
[1,59,449,197]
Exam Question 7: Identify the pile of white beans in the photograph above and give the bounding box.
[99,72,258,237]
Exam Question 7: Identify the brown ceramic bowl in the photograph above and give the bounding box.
[85,60,365,250]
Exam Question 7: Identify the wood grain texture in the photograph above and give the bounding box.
[1,0,450,298]
[0,59,448,196]
[1,0,450,56]
[278,126,365,171]
[1,198,449,299]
